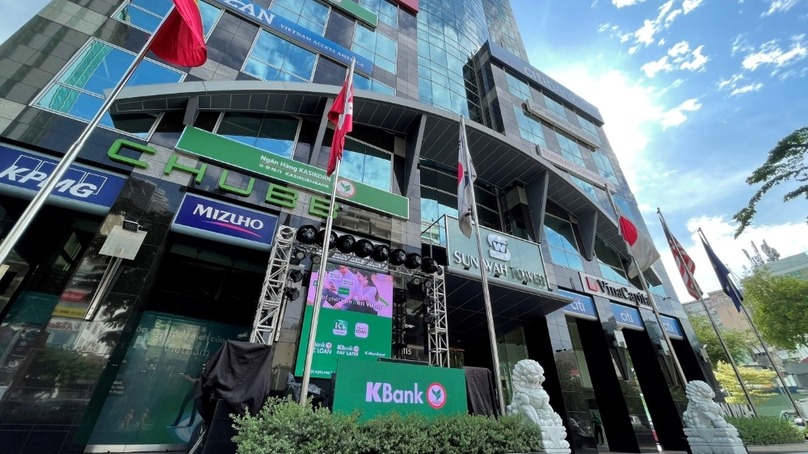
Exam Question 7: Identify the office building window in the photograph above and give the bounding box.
[578,114,600,142]
[506,72,531,101]
[116,0,222,37]
[613,195,635,223]
[216,113,300,159]
[355,73,395,95]
[556,131,585,166]
[514,106,547,148]
[270,0,329,35]
[362,0,398,28]
[593,152,619,185]
[544,215,584,271]
[35,40,183,135]
[354,25,397,74]
[244,30,317,82]
[544,94,567,119]
[570,175,598,201]
[595,236,628,284]
[339,137,392,191]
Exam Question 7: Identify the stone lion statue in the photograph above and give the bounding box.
[682,381,745,454]
[507,359,570,452]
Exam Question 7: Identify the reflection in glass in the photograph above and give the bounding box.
[117,0,221,36]
[595,236,628,284]
[514,106,547,148]
[271,0,328,35]
[338,138,392,191]
[555,131,585,166]
[594,152,619,185]
[361,0,398,27]
[245,31,316,82]
[217,113,299,159]
[543,215,584,271]
[353,25,397,74]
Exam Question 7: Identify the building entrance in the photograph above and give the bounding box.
[84,234,266,452]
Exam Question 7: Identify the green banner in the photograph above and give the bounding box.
[294,263,393,378]
[324,0,378,27]
[176,127,408,219]
[87,312,249,447]
[332,359,467,420]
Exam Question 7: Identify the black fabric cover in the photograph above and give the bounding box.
[195,340,273,425]
[464,366,500,417]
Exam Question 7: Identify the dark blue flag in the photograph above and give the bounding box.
[701,237,743,312]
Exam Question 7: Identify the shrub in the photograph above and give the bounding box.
[726,416,805,445]
[232,398,543,454]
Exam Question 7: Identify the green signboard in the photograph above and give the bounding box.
[332,359,467,420]
[294,263,393,379]
[444,215,549,291]
[324,0,378,27]
[87,312,249,447]
[175,127,409,219]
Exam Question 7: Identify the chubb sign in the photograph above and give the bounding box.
[333,359,465,420]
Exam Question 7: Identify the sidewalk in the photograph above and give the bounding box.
[610,443,808,454]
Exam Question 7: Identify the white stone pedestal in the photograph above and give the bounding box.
[684,427,747,454]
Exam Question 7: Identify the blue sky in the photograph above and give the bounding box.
[512,0,808,300]
[0,0,805,301]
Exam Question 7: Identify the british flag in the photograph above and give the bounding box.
[659,213,703,300]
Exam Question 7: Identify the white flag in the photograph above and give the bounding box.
[457,117,477,238]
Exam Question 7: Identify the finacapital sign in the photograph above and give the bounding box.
[0,145,126,215]
[445,216,548,291]
[175,127,409,219]
[212,0,374,75]
[332,359,467,420]
[579,272,651,308]
[172,193,278,250]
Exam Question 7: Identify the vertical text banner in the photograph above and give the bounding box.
[332,358,467,420]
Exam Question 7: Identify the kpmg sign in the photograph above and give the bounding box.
[445,216,548,291]
[213,0,374,75]
[0,145,126,215]
[487,41,603,123]
[579,272,650,308]
[172,193,278,250]
[558,289,597,320]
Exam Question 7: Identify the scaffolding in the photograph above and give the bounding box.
[249,226,450,367]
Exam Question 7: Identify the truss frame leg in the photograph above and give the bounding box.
[250,225,296,345]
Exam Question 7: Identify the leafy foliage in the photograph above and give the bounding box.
[726,416,805,445]
[232,398,543,454]
[734,126,808,237]
[689,315,752,367]
[714,361,777,405]
[742,268,808,350]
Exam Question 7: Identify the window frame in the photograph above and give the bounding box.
[543,214,585,271]
[243,29,320,83]
[213,112,304,160]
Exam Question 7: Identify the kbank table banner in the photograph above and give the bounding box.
[172,193,278,251]
[87,312,249,447]
[176,127,409,219]
[444,215,549,291]
[294,263,394,379]
[332,358,467,420]
[0,145,126,215]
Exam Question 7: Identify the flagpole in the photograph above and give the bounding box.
[0,8,175,266]
[299,59,355,404]
[607,192,688,387]
[698,229,802,419]
[657,210,757,414]
[461,116,506,413]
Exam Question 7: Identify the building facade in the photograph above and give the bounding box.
[0,0,716,453]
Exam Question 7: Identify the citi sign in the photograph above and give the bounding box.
[366,382,446,409]
[579,272,650,307]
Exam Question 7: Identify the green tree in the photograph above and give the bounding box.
[734,126,808,237]
[714,361,777,405]
[742,268,808,350]
[689,315,752,367]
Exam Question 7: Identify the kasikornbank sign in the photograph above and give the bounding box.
[0,145,126,215]
[579,272,651,307]
[445,215,548,291]
[172,193,278,250]
[332,359,467,420]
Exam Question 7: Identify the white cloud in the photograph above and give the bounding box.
[657,216,808,302]
[641,56,673,77]
[613,0,647,6]
[680,45,709,71]
[731,34,753,56]
[717,73,744,90]
[668,41,691,57]
[683,0,705,14]
[659,98,702,129]
[761,0,803,17]
[730,82,763,96]
[742,35,808,70]
[631,1,676,48]
[776,67,808,80]
[665,8,683,23]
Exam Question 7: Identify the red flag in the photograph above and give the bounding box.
[327,69,354,176]
[150,0,207,67]
[660,218,702,299]
[617,210,660,279]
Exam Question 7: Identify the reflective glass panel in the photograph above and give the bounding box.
[544,94,567,118]
[217,113,299,158]
[337,138,392,190]
[355,73,395,95]
[353,25,396,74]
[507,72,531,101]
[556,131,585,166]
[117,0,221,36]
[514,106,547,148]
[246,31,316,82]
[543,215,584,271]
[271,0,328,35]
[362,0,398,27]
[594,152,619,185]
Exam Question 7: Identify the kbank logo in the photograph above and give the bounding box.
[427,383,447,409]
[333,320,347,336]
[487,233,511,261]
